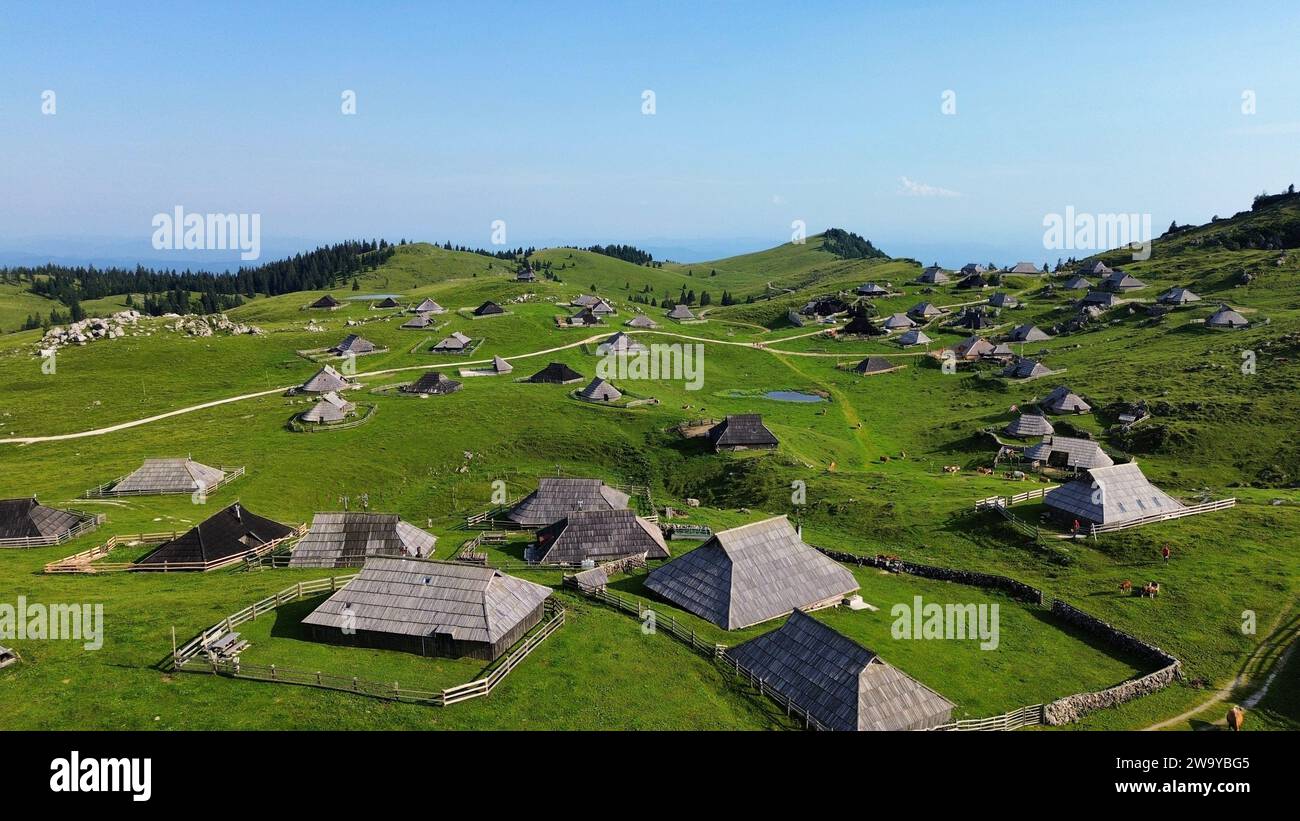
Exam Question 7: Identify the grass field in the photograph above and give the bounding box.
[2,209,1299,731]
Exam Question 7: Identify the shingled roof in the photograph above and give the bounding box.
[330,334,375,355]
[856,282,889,296]
[1001,357,1053,379]
[1082,290,1120,307]
[1045,462,1184,526]
[402,371,462,395]
[1009,324,1051,342]
[491,355,513,373]
[527,362,584,384]
[1004,411,1054,438]
[412,298,445,314]
[1102,270,1146,291]
[988,292,1019,309]
[896,328,933,347]
[1042,385,1091,414]
[401,314,433,329]
[301,557,550,645]
[505,477,631,527]
[301,364,352,393]
[1006,261,1041,275]
[528,508,669,564]
[708,414,779,450]
[309,294,341,309]
[727,610,955,731]
[1025,435,1113,470]
[882,313,917,330]
[644,516,859,630]
[1208,304,1249,328]
[957,273,989,289]
[853,356,900,375]
[908,302,943,318]
[138,503,295,567]
[667,304,696,320]
[569,307,603,325]
[431,331,472,351]
[916,267,950,284]
[300,392,355,423]
[1062,275,1092,290]
[953,336,996,359]
[597,332,648,355]
[626,314,658,329]
[577,377,622,402]
[374,296,401,309]
[288,513,437,568]
[474,300,504,316]
[112,458,227,494]
[1158,287,1202,305]
[841,314,884,336]
[0,498,85,540]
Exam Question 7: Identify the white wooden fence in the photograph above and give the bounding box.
[1089,498,1237,536]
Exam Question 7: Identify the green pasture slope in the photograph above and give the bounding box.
[1,207,1298,731]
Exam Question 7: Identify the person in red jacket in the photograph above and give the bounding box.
[1161,543,1171,563]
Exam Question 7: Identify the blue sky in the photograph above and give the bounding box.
[1,0,1298,266]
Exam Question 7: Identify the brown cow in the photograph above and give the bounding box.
[1119,580,1133,595]
[1226,706,1245,731]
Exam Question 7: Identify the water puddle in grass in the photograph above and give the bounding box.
[346,293,404,300]
[763,390,826,403]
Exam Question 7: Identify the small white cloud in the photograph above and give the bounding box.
[900,176,961,198]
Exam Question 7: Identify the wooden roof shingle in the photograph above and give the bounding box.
[1044,462,1184,525]
[529,508,669,564]
[0,498,84,540]
[112,458,227,494]
[138,503,295,566]
[289,513,437,568]
[506,477,631,527]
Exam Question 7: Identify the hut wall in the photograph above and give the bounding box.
[306,600,546,662]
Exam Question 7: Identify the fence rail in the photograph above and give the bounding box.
[0,511,104,549]
[931,704,1044,731]
[172,577,563,707]
[1088,498,1236,536]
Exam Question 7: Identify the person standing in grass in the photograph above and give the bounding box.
[1161,543,1171,563]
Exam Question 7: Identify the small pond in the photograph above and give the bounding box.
[763,390,826,403]
[345,293,404,301]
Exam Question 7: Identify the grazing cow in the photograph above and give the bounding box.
[1119,580,1133,594]
[943,465,961,474]
[1226,706,1245,731]
[1140,582,1160,598]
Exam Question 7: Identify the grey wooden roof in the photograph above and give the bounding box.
[301,364,352,393]
[597,332,648,355]
[626,314,658,328]
[896,328,933,347]
[139,503,294,566]
[374,297,401,308]
[1001,357,1053,379]
[1208,305,1249,327]
[1009,324,1051,342]
[988,292,1019,308]
[300,392,355,422]
[882,313,916,330]
[1004,412,1054,438]
[432,331,472,351]
[526,362,584,384]
[0,498,84,539]
[529,508,668,564]
[401,314,432,329]
[331,334,375,355]
[1103,270,1146,290]
[1025,435,1113,469]
[957,307,991,329]
[853,356,898,375]
[569,307,602,325]
[708,414,779,448]
[1082,290,1120,306]
[667,304,696,320]
[1062,276,1092,290]
[957,272,989,289]
[572,294,600,307]
[727,610,955,731]
[1045,462,1184,525]
[644,516,859,630]
[916,269,949,283]
[591,299,615,314]
[113,458,226,494]
[506,477,630,526]
[1080,261,1112,275]
[474,301,504,316]
[301,557,550,644]
[492,355,513,373]
[310,294,341,308]
[577,377,622,402]
[1158,287,1202,305]
[289,513,437,568]
[516,268,536,281]
[908,302,943,318]
[1042,385,1091,413]
[403,371,462,395]
[953,336,996,358]
[412,299,444,313]
[857,282,889,295]
[1007,262,1040,274]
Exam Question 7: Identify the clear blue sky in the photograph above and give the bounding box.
[2,0,1298,266]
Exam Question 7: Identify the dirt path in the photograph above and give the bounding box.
[1143,606,1299,731]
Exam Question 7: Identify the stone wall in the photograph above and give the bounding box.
[815,547,1043,605]
[1042,600,1182,725]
